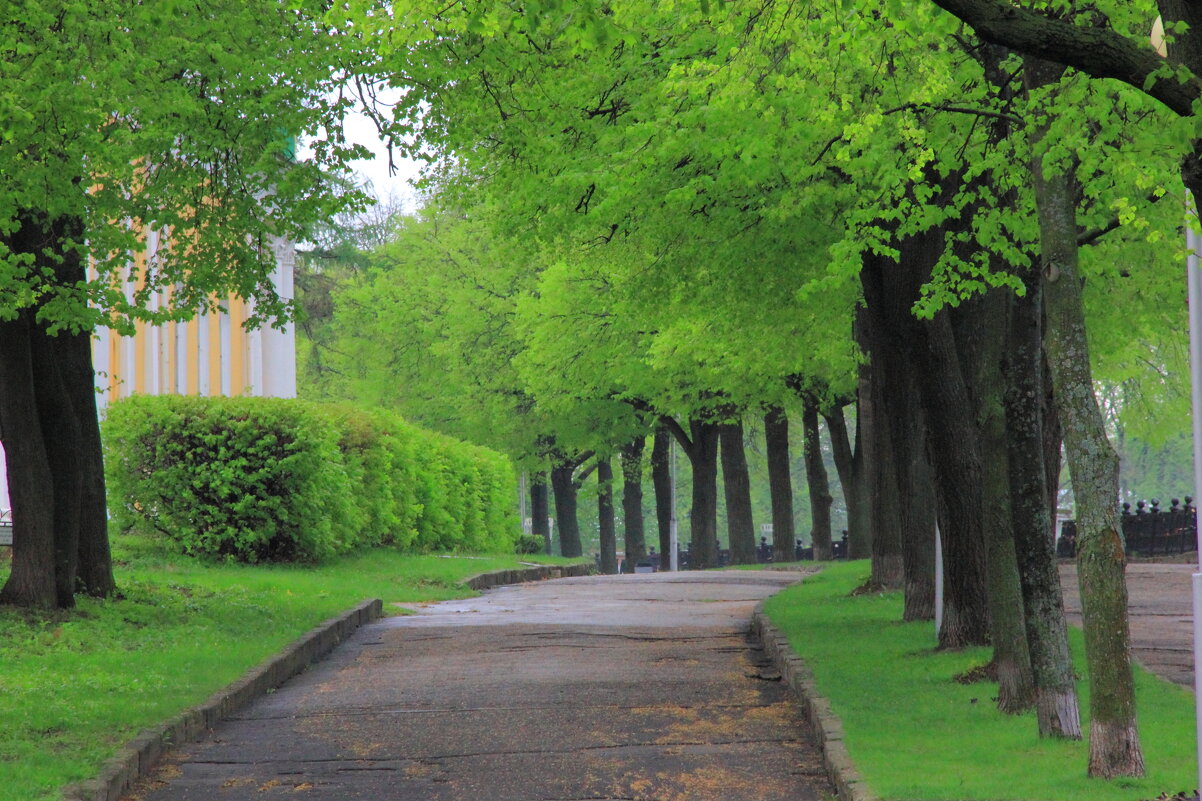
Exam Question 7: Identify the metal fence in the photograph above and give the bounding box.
[1057,497,1198,558]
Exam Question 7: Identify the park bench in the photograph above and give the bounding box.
[0,509,11,547]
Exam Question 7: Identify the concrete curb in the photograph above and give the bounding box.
[751,602,882,801]
[464,561,593,590]
[62,598,384,801]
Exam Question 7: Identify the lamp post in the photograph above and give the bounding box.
[1152,19,1202,797]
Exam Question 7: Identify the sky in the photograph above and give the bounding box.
[339,109,424,212]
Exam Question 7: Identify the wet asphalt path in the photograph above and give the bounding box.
[127,570,834,801]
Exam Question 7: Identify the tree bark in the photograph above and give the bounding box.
[1029,55,1143,776]
[891,364,937,623]
[764,406,797,562]
[1004,243,1082,739]
[662,416,721,570]
[530,471,550,555]
[720,419,756,565]
[824,403,867,559]
[962,290,1035,713]
[864,220,990,647]
[30,325,84,609]
[620,438,647,566]
[550,462,582,558]
[0,313,59,608]
[801,397,834,562]
[597,458,618,574]
[651,428,673,570]
[64,321,115,598]
[857,273,904,590]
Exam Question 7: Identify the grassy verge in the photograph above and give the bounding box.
[763,560,1197,801]
[0,534,585,801]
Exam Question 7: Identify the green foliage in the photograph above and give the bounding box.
[764,562,1198,800]
[514,533,546,554]
[103,396,519,562]
[0,1,377,333]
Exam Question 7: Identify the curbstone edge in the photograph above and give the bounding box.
[751,602,883,801]
[60,597,384,801]
[463,561,593,591]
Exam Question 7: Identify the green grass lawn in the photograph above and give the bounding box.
[0,533,584,801]
[764,560,1198,801]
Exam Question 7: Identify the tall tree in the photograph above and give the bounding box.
[0,1,371,607]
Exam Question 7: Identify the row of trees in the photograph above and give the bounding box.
[306,0,1195,781]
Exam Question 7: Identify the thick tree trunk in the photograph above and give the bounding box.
[651,429,673,570]
[688,419,721,570]
[720,420,756,565]
[867,259,937,617]
[597,459,618,574]
[1004,257,1082,739]
[0,213,113,607]
[865,224,990,646]
[855,302,902,586]
[550,463,582,558]
[764,406,797,562]
[665,417,721,570]
[0,314,59,608]
[61,320,115,598]
[964,290,1035,713]
[30,325,84,609]
[530,471,550,555]
[891,365,937,623]
[1030,57,1143,775]
[620,438,647,566]
[802,398,834,562]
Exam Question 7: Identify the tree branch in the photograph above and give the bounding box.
[927,0,1200,117]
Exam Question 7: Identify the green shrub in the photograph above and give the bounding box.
[514,533,545,554]
[103,396,518,562]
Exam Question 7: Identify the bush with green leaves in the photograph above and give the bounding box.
[103,396,518,562]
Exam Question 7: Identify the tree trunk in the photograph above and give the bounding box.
[0,314,59,608]
[892,364,937,623]
[865,223,990,647]
[666,417,721,570]
[597,458,617,574]
[530,471,551,555]
[1030,55,1143,776]
[720,419,756,565]
[651,428,673,570]
[764,406,797,563]
[857,274,903,589]
[620,438,647,566]
[30,325,84,609]
[60,315,115,598]
[847,398,872,560]
[824,403,866,559]
[964,290,1035,713]
[1004,252,1082,739]
[802,397,834,562]
[0,212,114,607]
[550,462,582,558]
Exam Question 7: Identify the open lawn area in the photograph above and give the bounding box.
[0,534,584,801]
[764,560,1198,801]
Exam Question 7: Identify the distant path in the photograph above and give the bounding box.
[129,571,835,801]
[1060,563,1196,687]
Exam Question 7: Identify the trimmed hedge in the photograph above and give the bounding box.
[103,396,519,562]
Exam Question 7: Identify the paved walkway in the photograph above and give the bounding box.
[1060,562,1197,687]
[128,571,834,801]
